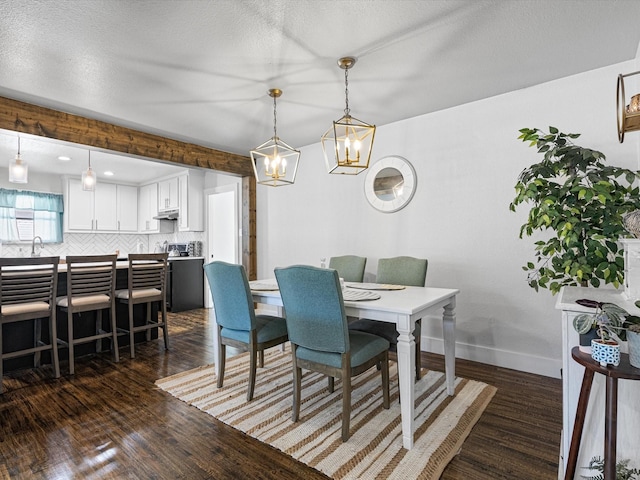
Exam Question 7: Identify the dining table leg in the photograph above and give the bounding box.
[396,315,417,450]
[443,297,457,396]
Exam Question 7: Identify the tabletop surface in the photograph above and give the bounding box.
[250,280,459,316]
[571,346,640,380]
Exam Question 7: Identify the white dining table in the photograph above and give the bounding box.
[229,280,460,450]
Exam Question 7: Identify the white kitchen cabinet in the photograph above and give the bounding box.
[158,177,179,212]
[66,178,94,230]
[66,178,117,231]
[139,182,173,234]
[93,182,118,231]
[66,178,138,232]
[117,184,138,232]
[139,183,159,233]
[178,172,204,232]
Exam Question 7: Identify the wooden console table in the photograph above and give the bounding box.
[565,347,640,480]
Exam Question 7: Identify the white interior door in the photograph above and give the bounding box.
[204,183,240,307]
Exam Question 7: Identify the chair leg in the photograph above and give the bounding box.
[247,346,257,401]
[217,334,226,389]
[145,302,152,342]
[34,318,41,367]
[0,322,4,394]
[50,311,60,379]
[292,346,301,423]
[258,350,264,368]
[161,300,169,350]
[96,310,103,353]
[381,352,390,409]
[67,309,75,375]
[341,371,351,442]
[328,376,334,393]
[110,305,119,364]
[129,302,136,359]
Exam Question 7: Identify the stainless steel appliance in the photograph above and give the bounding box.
[167,242,189,257]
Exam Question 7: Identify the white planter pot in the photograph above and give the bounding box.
[627,330,640,368]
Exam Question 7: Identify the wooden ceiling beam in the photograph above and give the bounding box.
[0,95,254,177]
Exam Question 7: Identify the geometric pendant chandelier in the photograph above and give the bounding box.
[250,88,300,187]
[321,56,376,175]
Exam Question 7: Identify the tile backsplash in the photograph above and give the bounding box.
[1,231,205,258]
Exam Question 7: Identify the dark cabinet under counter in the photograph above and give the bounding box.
[166,257,204,312]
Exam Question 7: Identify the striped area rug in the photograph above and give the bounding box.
[155,347,496,480]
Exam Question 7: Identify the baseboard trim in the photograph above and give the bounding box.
[421,336,562,379]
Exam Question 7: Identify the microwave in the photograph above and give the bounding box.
[167,242,189,256]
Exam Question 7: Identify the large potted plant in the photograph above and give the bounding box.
[510,127,640,294]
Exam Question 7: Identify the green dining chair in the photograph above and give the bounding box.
[328,255,367,282]
[204,261,288,401]
[349,256,428,381]
[274,264,390,442]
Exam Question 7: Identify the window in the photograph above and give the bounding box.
[0,189,64,243]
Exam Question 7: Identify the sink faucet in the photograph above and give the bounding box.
[31,236,43,257]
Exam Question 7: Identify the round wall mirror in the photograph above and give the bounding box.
[364,156,416,213]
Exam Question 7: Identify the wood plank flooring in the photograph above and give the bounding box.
[0,309,562,479]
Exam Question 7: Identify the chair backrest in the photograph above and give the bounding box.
[328,255,367,282]
[127,253,168,299]
[0,256,59,313]
[203,261,255,332]
[376,256,428,287]
[64,254,117,302]
[275,265,349,353]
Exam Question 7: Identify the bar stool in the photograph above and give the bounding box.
[57,254,119,375]
[0,256,60,393]
[116,253,169,359]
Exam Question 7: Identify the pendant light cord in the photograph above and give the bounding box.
[344,67,350,117]
[273,94,278,139]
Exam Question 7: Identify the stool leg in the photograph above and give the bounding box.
[604,377,618,480]
[110,304,119,363]
[565,368,595,480]
[34,318,41,367]
[50,310,60,379]
[129,301,135,359]
[67,309,75,375]
[0,322,4,394]
[95,310,103,353]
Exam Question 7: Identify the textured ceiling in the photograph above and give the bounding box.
[1,0,640,183]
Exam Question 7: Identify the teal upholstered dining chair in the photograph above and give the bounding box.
[204,261,288,401]
[274,264,390,442]
[328,255,367,282]
[349,256,428,381]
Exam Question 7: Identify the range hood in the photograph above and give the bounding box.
[153,208,179,220]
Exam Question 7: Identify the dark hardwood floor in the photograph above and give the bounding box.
[0,309,562,479]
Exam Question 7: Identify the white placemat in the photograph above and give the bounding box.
[342,289,381,301]
[346,282,406,291]
[249,280,279,291]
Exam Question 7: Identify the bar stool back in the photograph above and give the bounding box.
[116,253,169,359]
[57,254,119,375]
[0,256,60,393]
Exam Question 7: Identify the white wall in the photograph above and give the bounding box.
[258,60,640,378]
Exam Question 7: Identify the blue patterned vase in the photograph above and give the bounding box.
[591,339,620,367]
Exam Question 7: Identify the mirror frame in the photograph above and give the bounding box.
[364,155,417,213]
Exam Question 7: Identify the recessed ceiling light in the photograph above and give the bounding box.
[58,156,71,161]
[103,171,114,176]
